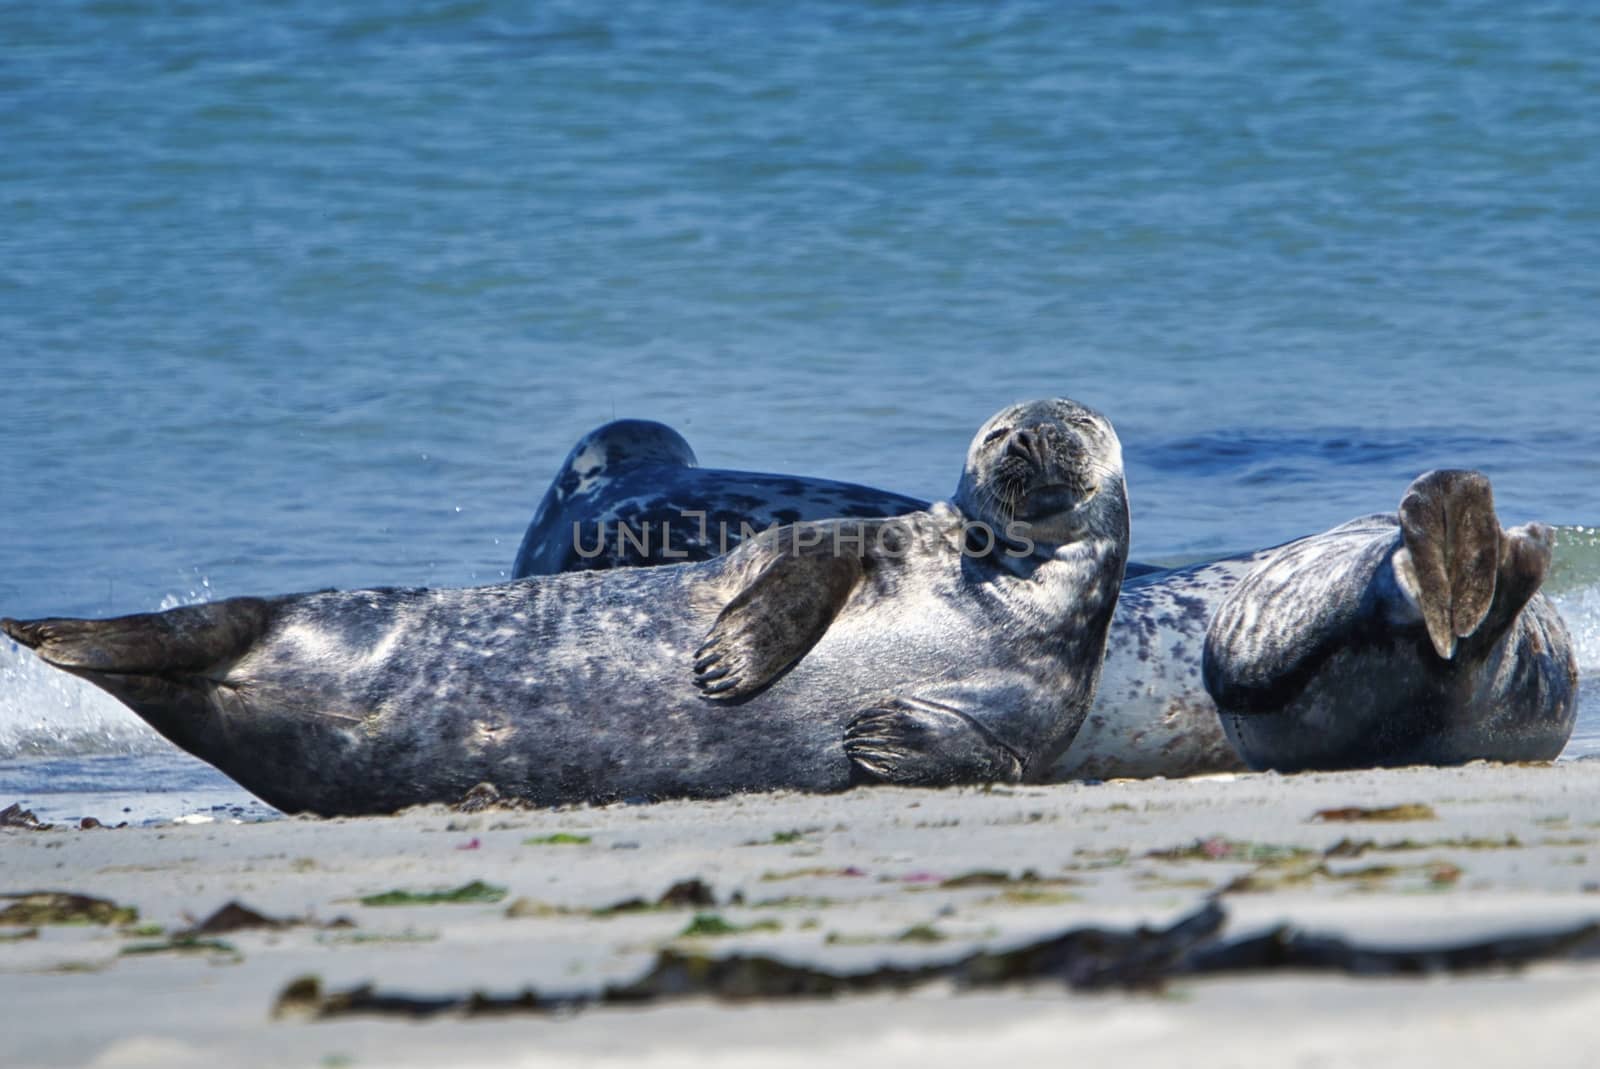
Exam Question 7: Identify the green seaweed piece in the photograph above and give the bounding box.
[0,892,138,927]
[895,924,947,944]
[941,869,1080,891]
[120,935,239,956]
[760,866,865,881]
[986,888,1081,906]
[523,833,591,846]
[359,881,507,907]
[751,895,837,910]
[1146,838,1314,864]
[679,913,781,938]
[1065,848,1129,870]
[1324,835,1522,857]
[1312,804,1437,823]
[939,870,1015,888]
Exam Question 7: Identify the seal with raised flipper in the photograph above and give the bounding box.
[3,399,1130,816]
[515,423,1577,777]
[1204,470,1575,771]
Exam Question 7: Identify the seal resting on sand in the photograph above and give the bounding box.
[515,421,1576,777]
[3,399,1130,816]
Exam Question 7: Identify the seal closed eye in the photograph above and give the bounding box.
[3,398,1132,816]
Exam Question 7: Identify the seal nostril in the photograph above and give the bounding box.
[1006,429,1040,466]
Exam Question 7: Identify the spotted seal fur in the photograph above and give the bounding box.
[3,399,1130,815]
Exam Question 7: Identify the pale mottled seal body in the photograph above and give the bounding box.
[4,400,1130,816]
[1062,555,1263,779]
[517,424,1576,776]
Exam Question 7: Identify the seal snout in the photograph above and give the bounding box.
[1004,425,1048,468]
[1002,421,1080,472]
[1007,422,1097,510]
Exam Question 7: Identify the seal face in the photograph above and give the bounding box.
[4,399,1132,816]
[516,424,1578,778]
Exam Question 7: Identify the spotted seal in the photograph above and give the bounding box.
[516,423,1577,776]
[3,399,1130,815]
[513,419,928,575]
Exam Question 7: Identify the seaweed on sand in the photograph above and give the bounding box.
[272,902,1600,1021]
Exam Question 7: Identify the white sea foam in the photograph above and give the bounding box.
[0,638,161,758]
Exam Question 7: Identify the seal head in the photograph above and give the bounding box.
[953,398,1127,553]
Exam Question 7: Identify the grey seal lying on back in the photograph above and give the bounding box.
[3,399,1130,816]
[515,421,1577,777]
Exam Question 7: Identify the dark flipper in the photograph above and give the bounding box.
[4,598,285,762]
[2,598,278,677]
[1395,469,1501,660]
[844,697,1025,786]
[693,533,864,701]
[1469,522,1553,652]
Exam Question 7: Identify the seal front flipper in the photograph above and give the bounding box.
[693,531,864,701]
[843,697,1024,786]
[1394,469,1501,660]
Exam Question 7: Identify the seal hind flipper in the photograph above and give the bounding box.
[843,697,1024,785]
[1394,469,1501,660]
[3,599,283,759]
[2,599,276,676]
[1466,522,1553,652]
[693,534,864,701]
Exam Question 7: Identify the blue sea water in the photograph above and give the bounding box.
[1,0,1598,817]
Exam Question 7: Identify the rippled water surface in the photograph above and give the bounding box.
[2,1,1598,807]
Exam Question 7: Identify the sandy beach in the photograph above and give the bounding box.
[4,760,1599,1068]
